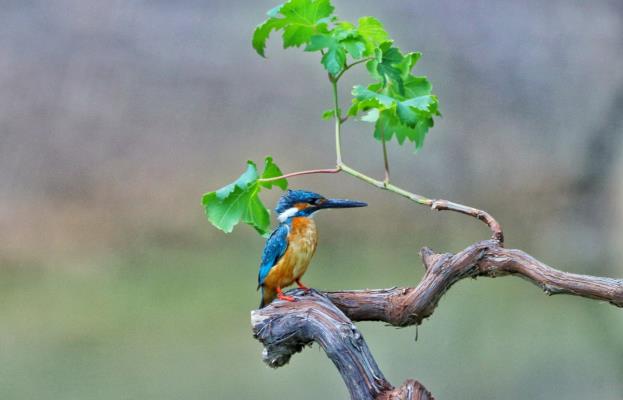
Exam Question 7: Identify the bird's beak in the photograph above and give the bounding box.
[320,198,367,209]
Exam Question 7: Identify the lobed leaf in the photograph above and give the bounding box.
[253,1,393,77]
[322,108,340,120]
[252,2,441,149]
[357,17,389,55]
[252,0,334,57]
[349,79,440,149]
[203,157,288,235]
[260,156,288,190]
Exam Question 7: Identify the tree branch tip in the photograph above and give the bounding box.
[419,247,438,269]
[419,247,435,257]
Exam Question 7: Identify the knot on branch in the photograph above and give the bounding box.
[252,313,308,368]
[419,247,450,270]
[378,380,435,400]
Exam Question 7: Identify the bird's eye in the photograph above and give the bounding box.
[313,198,325,205]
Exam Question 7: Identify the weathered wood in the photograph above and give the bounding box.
[378,380,434,400]
[251,289,433,400]
[326,240,623,326]
[252,240,622,399]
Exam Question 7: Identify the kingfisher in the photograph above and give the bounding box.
[257,189,367,308]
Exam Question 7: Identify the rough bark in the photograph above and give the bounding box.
[327,240,623,326]
[251,290,434,400]
[251,240,623,399]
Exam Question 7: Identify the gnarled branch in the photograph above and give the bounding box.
[251,290,434,400]
[327,240,623,327]
[252,240,622,399]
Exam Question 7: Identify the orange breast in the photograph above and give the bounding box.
[263,217,318,290]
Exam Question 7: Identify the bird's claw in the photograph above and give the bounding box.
[295,279,311,293]
[277,294,296,302]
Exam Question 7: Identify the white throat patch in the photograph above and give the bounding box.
[278,207,299,222]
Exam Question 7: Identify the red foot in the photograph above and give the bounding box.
[295,279,310,292]
[276,287,296,302]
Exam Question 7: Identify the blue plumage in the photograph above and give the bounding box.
[257,222,290,288]
[275,190,323,213]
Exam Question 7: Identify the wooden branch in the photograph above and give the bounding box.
[252,240,622,398]
[326,240,623,327]
[429,201,504,243]
[251,290,434,400]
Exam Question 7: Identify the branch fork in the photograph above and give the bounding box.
[252,289,434,400]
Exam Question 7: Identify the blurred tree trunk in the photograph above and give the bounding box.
[572,84,623,271]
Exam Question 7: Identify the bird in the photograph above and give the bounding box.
[257,189,367,308]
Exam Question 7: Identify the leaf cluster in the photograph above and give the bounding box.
[253,0,440,149]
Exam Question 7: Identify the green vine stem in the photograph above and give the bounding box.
[258,63,504,244]
[381,127,390,185]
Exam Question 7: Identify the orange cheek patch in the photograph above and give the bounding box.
[294,202,310,210]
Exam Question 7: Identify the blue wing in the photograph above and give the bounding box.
[257,223,290,288]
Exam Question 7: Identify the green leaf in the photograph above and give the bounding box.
[242,192,271,236]
[366,41,404,91]
[252,0,335,56]
[322,46,346,75]
[322,109,338,119]
[372,110,433,149]
[341,38,366,59]
[260,156,288,190]
[357,17,389,55]
[203,158,288,235]
[332,21,357,40]
[396,52,421,78]
[396,101,418,127]
[351,85,394,107]
[403,75,432,98]
[204,185,254,234]
[305,34,334,51]
[214,161,259,199]
[361,108,379,122]
[305,34,346,75]
[267,4,284,18]
[402,95,436,111]
[350,79,440,149]
[252,2,441,150]
[253,18,286,58]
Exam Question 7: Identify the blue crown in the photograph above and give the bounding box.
[275,190,324,213]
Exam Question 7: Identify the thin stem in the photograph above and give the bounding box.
[338,163,382,188]
[339,163,431,205]
[339,163,503,241]
[258,167,341,183]
[335,57,374,81]
[331,79,343,165]
[261,162,503,242]
[381,128,390,185]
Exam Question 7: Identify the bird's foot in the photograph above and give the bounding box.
[276,287,296,302]
[295,279,311,293]
[277,293,296,302]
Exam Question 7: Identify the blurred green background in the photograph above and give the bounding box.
[1,1,622,399]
